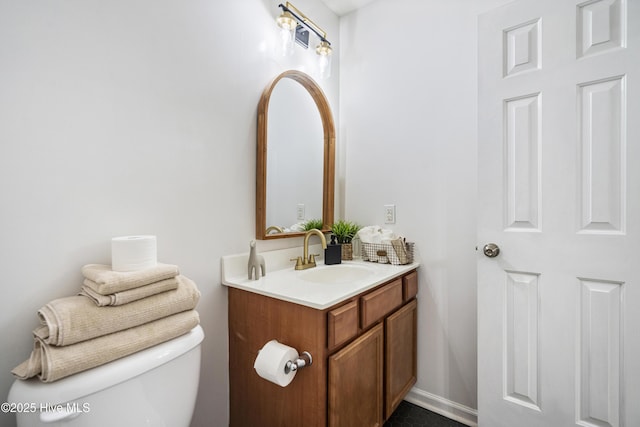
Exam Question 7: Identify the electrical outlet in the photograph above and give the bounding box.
[297,204,305,221]
[384,204,396,224]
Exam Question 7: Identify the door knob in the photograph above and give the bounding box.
[483,243,500,258]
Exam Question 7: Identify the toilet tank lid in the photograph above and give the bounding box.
[8,325,204,405]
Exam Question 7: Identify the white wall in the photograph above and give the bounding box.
[0,1,339,426]
[340,0,511,421]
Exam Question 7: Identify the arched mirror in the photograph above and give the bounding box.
[256,70,335,240]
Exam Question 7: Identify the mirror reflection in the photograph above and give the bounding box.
[256,70,335,240]
[266,79,323,232]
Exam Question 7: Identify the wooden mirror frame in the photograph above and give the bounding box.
[256,70,335,240]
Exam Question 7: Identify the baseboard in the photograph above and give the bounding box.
[404,387,478,427]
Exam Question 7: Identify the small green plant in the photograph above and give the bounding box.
[331,220,361,244]
[303,219,324,231]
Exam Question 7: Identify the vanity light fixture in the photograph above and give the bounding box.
[276,7,297,55]
[276,2,333,79]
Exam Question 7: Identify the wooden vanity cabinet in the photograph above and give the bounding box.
[228,269,418,427]
[328,323,384,427]
[385,298,417,418]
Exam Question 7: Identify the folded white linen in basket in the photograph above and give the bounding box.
[357,225,398,244]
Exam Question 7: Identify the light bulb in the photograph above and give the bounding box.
[276,11,297,31]
[277,11,297,56]
[316,41,332,79]
[280,27,295,56]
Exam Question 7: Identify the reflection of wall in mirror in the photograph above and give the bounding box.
[266,78,323,230]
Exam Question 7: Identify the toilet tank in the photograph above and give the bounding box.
[8,325,204,427]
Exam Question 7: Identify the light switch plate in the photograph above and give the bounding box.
[297,204,305,221]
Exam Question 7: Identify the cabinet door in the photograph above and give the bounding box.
[385,299,417,418]
[329,323,384,427]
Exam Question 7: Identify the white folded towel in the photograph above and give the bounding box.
[287,222,306,232]
[380,229,397,243]
[357,225,398,244]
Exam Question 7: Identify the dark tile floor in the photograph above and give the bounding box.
[384,401,468,427]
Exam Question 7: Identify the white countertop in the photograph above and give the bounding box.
[221,245,419,310]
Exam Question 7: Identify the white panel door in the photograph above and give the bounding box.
[478,0,640,426]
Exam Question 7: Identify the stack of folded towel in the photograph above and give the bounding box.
[356,225,398,244]
[11,263,200,383]
[357,225,411,264]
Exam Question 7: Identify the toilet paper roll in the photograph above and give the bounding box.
[253,340,298,387]
[111,235,158,272]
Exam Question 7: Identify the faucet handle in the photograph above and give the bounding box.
[290,256,303,268]
[308,254,320,265]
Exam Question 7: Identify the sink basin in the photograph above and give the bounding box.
[222,247,418,309]
[299,264,375,284]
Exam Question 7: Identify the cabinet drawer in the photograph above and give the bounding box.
[360,279,403,329]
[403,271,418,301]
[328,300,359,349]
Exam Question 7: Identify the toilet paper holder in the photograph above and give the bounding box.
[284,351,313,374]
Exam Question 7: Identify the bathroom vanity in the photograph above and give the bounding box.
[222,250,418,427]
[238,68,418,425]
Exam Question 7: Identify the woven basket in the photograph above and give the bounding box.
[362,242,414,265]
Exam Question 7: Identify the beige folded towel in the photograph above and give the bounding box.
[12,310,200,383]
[35,275,200,346]
[81,263,179,295]
[80,277,179,306]
[390,238,409,264]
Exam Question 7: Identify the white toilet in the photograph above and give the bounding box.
[8,325,204,427]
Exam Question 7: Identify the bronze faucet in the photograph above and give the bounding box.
[292,229,327,270]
